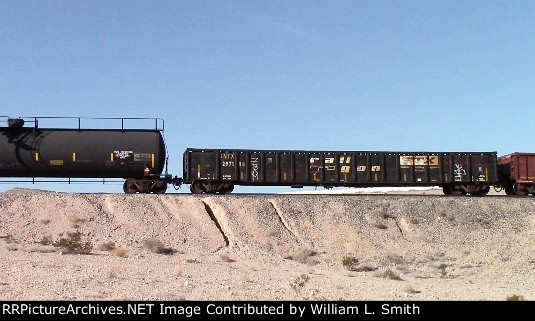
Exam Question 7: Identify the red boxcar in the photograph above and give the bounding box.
[498,153,535,195]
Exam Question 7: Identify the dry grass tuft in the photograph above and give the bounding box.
[112,247,128,257]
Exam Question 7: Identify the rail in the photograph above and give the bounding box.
[0,116,165,131]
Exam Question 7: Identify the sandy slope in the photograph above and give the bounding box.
[0,189,534,301]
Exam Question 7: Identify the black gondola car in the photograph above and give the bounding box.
[0,117,168,193]
[183,148,498,195]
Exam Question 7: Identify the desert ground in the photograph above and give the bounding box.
[0,188,534,301]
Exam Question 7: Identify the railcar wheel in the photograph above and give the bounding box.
[151,181,167,194]
[190,181,205,194]
[220,184,234,194]
[443,184,466,195]
[504,184,515,195]
[479,185,490,196]
[123,179,139,194]
[513,183,528,196]
[469,185,490,196]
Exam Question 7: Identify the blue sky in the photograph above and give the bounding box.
[1,0,534,193]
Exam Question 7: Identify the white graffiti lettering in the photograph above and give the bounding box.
[454,164,466,181]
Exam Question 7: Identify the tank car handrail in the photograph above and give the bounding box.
[11,116,165,131]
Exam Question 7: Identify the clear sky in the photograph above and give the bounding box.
[1,0,534,193]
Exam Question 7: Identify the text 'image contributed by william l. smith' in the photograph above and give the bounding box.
[159,303,420,317]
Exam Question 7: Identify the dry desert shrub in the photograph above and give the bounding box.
[185,258,200,263]
[352,264,377,272]
[408,218,419,224]
[378,210,395,220]
[1,234,15,243]
[506,294,524,301]
[108,269,120,279]
[342,256,359,271]
[377,269,404,281]
[96,241,116,251]
[437,263,449,278]
[384,254,404,265]
[474,217,490,225]
[39,218,51,225]
[285,247,317,264]
[67,214,84,227]
[342,256,376,272]
[5,243,20,251]
[39,235,53,246]
[27,245,57,253]
[143,238,175,255]
[437,210,454,222]
[372,222,388,229]
[402,284,420,294]
[220,254,235,263]
[290,274,310,292]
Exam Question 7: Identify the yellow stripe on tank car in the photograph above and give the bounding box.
[151,153,155,168]
[72,153,76,162]
[110,153,114,162]
[35,152,39,162]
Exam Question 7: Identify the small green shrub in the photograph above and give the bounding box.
[53,232,92,254]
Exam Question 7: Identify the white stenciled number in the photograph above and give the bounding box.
[250,157,259,181]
